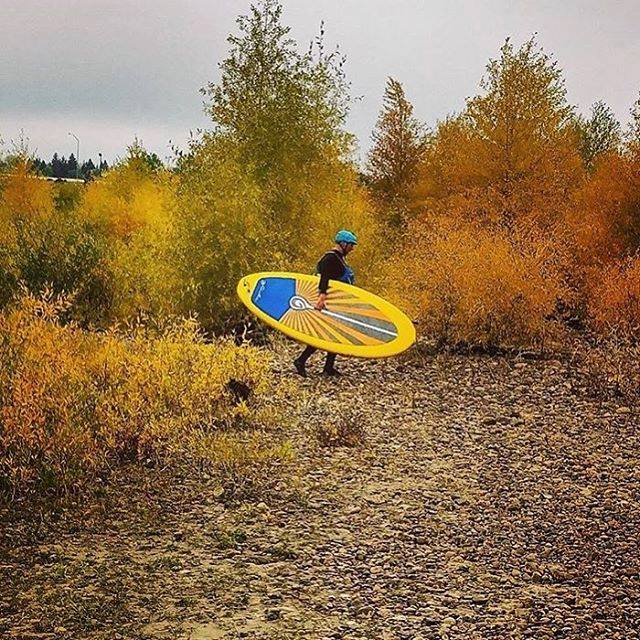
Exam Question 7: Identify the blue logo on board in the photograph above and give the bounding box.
[251,277,297,321]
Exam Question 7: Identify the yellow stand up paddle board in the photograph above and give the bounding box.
[237,272,415,358]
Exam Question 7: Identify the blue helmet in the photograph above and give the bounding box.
[335,229,358,245]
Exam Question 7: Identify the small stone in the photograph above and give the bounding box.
[472,594,489,604]
[213,486,225,499]
[421,612,439,625]
[363,494,386,505]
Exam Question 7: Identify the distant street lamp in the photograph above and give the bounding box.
[68,132,80,179]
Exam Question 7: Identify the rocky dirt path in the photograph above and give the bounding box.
[2,347,639,639]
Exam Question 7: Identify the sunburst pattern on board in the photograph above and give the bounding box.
[279,280,398,346]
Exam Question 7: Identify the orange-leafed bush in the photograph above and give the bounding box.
[587,255,640,340]
[0,290,289,499]
[568,151,640,269]
[386,216,564,349]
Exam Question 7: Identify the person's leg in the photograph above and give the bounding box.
[323,352,340,375]
[294,345,316,377]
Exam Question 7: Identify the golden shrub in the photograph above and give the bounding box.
[0,164,112,319]
[0,162,55,226]
[0,291,288,498]
[386,216,565,349]
[0,163,55,252]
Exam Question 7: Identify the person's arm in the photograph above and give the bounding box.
[316,253,343,310]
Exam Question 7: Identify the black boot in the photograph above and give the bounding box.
[293,357,307,378]
[294,345,316,378]
[322,353,340,376]
[322,366,341,377]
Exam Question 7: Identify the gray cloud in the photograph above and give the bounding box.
[1,0,639,163]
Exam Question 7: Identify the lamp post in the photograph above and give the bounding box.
[68,132,80,179]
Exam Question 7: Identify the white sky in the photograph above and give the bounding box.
[1,0,639,165]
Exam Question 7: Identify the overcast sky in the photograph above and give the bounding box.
[2,0,639,165]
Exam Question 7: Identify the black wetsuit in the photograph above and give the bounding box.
[296,249,348,372]
[317,250,348,293]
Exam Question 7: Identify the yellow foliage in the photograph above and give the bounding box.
[0,164,55,244]
[0,163,55,223]
[391,39,588,348]
[172,136,274,326]
[0,290,288,498]
[411,39,584,234]
[0,165,111,317]
[290,158,383,285]
[173,137,382,328]
[80,161,179,321]
[83,162,171,239]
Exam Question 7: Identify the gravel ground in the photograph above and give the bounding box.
[1,346,639,639]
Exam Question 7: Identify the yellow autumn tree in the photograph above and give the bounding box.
[414,37,583,228]
[80,140,178,323]
[388,38,583,348]
[367,77,427,227]
[178,0,381,329]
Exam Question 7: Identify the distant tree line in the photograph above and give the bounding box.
[32,153,110,180]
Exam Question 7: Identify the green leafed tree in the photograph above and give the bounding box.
[627,93,640,153]
[577,100,621,170]
[201,0,351,182]
[367,77,427,226]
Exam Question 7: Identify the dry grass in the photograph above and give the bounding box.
[316,407,367,448]
[572,337,640,402]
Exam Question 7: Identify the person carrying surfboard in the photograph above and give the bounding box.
[293,230,358,377]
